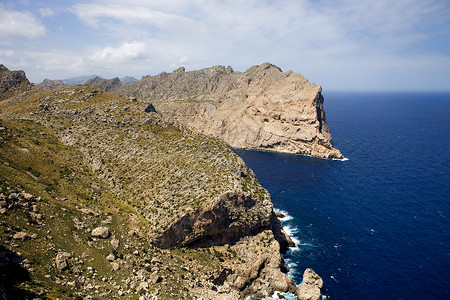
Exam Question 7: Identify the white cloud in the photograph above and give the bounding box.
[3,0,449,90]
[39,7,54,18]
[72,3,201,32]
[87,41,149,64]
[0,6,46,39]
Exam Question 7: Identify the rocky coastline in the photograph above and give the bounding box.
[0,64,324,299]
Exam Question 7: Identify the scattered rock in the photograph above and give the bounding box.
[111,262,120,271]
[55,252,71,270]
[91,227,111,239]
[111,239,120,249]
[149,272,162,284]
[106,253,115,261]
[13,232,30,240]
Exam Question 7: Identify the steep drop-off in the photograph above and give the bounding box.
[112,63,342,159]
[0,64,324,299]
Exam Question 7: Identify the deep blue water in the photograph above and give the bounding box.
[234,91,450,299]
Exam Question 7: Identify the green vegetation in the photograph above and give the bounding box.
[0,86,272,298]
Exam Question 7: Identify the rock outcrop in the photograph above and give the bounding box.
[115,63,342,159]
[0,64,32,101]
[295,268,324,300]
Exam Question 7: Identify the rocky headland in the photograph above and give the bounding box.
[0,65,325,299]
[110,63,342,159]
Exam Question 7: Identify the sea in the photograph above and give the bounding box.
[234,91,450,300]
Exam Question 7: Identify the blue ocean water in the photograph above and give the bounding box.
[234,91,450,299]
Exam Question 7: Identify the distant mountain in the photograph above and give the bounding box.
[120,76,138,85]
[61,74,99,86]
[84,76,122,92]
[38,79,66,89]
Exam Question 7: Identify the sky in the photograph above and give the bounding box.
[1,0,449,91]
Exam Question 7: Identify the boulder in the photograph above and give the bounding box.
[13,232,30,241]
[111,262,120,271]
[106,253,115,261]
[111,239,120,249]
[55,252,71,270]
[91,226,111,239]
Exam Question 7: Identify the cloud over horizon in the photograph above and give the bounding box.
[0,0,449,90]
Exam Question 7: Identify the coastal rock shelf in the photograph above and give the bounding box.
[109,62,342,159]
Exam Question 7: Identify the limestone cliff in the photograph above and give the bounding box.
[0,64,32,101]
[0,65,324,299]
[114,63,342,159]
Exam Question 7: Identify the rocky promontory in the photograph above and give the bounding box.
[0,64,326,299]
[0,64,32,101]
[113,63,342,159]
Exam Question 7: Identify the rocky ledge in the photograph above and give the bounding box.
[112,62,343,159]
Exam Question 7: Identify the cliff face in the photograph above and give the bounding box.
[115,63,342,159]
[0,65,325,299]
[0,64,32,101]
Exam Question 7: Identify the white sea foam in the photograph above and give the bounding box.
[274,208,293,222]
[332,156,349,161]
[271,291,298,299]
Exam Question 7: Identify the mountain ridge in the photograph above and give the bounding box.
[107,62,343,159]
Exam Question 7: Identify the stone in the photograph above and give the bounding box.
[149,272,162,284]
[13,232,30,240]
[106,253,115,261]
[91,227,111,239]
[137,281,149,292]
[111,239,120,249]
[55,252,71,270]
[19,192,34,201]
[111,262,120,271]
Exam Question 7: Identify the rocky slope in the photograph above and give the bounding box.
[111,63,342,159]
[0,65,323,299]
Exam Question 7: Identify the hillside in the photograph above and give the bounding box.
[0,65,324,299]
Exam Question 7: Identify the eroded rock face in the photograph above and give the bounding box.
[296,268,323,300]
[0,65,31,101]
[227,231,297,298]
[154,190,273,248]
[115,63,342,159]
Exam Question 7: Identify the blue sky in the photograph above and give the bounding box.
[1,0,449,90]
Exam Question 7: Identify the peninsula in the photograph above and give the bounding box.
[0,64,329,299]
